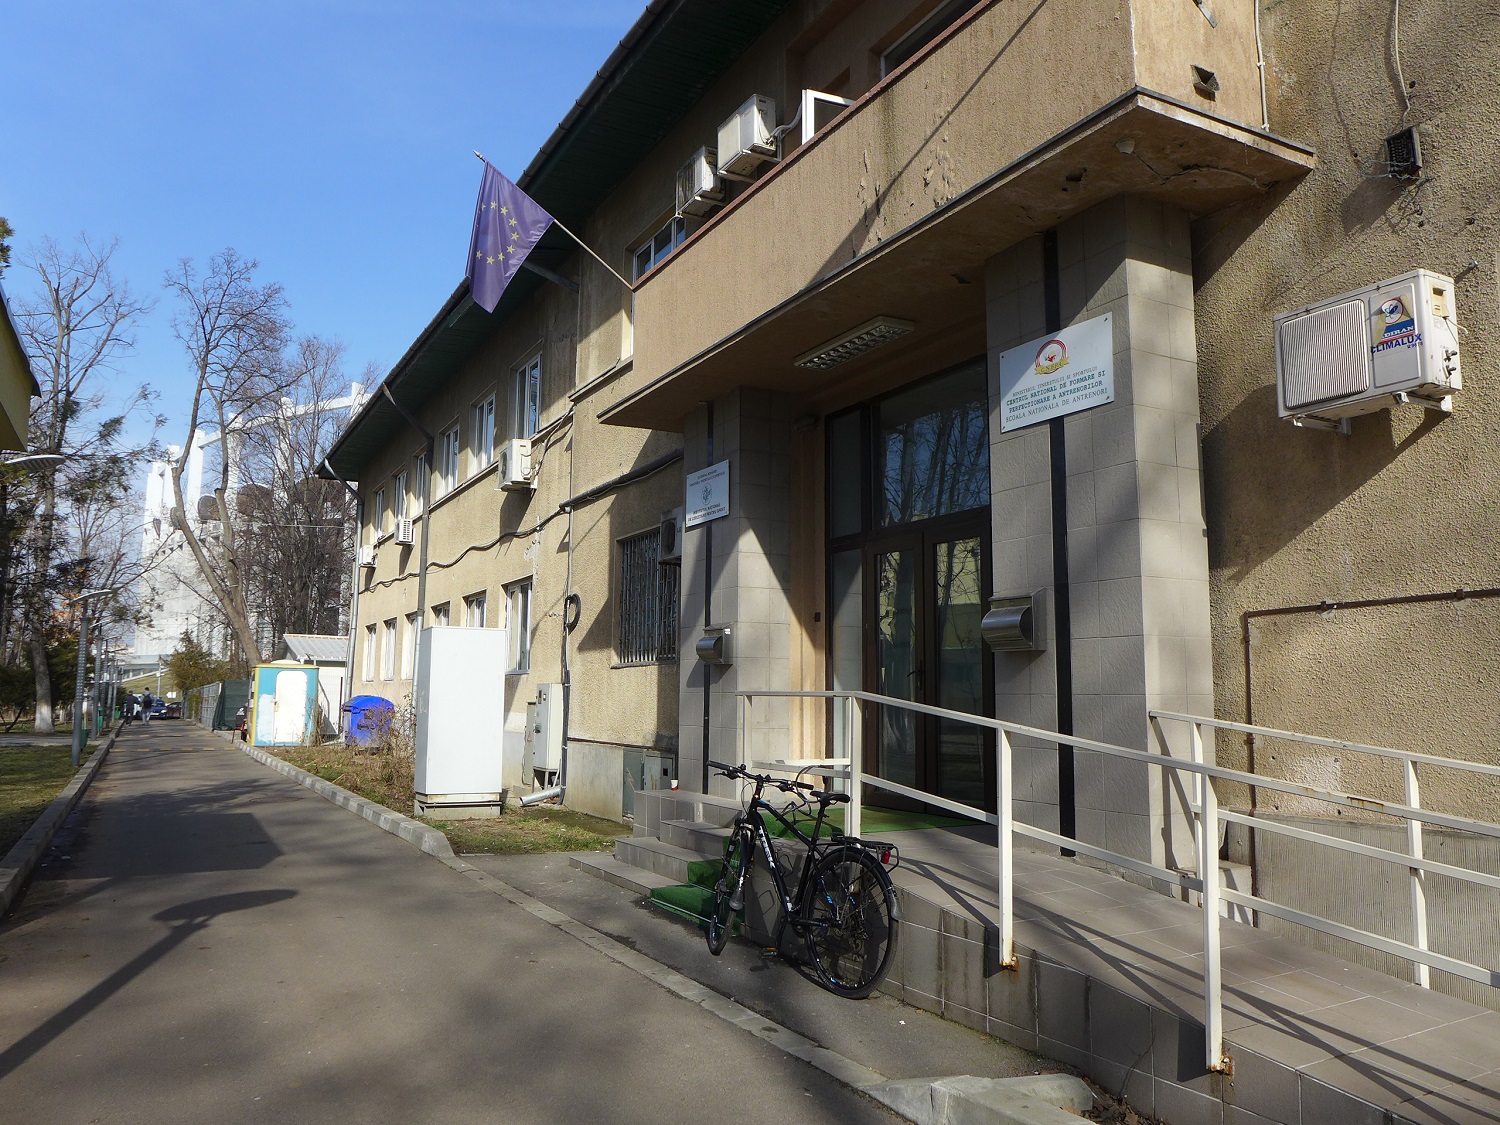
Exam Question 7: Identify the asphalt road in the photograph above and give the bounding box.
[0,723,905,1124]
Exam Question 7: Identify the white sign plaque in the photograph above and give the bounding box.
[998,313,1114,432]
[685,460,730,528]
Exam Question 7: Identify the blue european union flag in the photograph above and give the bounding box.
[466,162,554,313]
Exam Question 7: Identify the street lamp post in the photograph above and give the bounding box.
[67,589,115,767]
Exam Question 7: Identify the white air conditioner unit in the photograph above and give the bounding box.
[716,95,777,178]
[358,546,377,569]
[394,517,415,546]
[659,506,684,565]
[674,147,722,216]
[1275,268,1461,430]
[497,438,533,491]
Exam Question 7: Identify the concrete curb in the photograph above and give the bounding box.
[238,743,454,858]
[1,724,122,918]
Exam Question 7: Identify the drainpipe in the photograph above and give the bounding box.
[380,386,436,702]
[321,458,362,716]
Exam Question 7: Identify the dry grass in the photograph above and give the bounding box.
[268,740,624,855]
[0,746,89,856]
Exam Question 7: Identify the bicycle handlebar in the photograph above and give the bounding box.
[706,760,851,804]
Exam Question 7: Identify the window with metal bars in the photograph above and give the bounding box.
[617,529,679,665]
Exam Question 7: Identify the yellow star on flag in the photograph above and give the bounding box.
[486,255,495,265]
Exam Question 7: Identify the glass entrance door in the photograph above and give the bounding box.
[869,525,990,809]
[826,359,992,812]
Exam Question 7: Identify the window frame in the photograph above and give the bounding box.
[616,527,680,666]
[411,450,430,515]
[392,469,408,520]
[380,618,397,680]
[470,393,496,475]
[631,215,691,281]
[372,487,387,540]
[363,622,377,680]
[511,356,541,440]
[505,580,532,674]
[437,425,461,496]
[464,590,488,629]
[402,611,420,679]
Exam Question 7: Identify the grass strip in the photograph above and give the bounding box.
[0,745,91,856]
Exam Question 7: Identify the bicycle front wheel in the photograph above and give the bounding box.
[803,847,900,998]
[707,826,750,956]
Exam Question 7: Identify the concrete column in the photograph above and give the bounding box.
[985,197,1212,868]
[678,388,794,795]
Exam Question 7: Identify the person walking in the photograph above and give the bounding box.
[141,691,154,722]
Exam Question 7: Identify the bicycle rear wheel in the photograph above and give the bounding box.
[707,826,750,956]
[803,847,900,998]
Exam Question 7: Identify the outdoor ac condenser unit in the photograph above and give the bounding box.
[658,506,684,564]
[1274,268,1462,430]
[674,147,722,216]
[716,95,777,177]
[497,438,533,491]
[358,546,376,568]
[393,517,415,546]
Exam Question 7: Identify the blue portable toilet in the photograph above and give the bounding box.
[343,695,395,747]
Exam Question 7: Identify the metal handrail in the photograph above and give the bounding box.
[731,688,1500,1072]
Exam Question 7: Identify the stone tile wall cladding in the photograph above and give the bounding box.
[985,197,1212,870]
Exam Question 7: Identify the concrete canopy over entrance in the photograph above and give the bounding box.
[602,91,1313,432]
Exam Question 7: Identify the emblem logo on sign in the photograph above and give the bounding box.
[1379,296,1416,341]
[1034,339,1069,375]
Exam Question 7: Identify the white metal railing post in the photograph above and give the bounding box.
[998,729,1016,969]
[1404,759,1431,988]
[738,693,748,769]
[846,694,863,840]
[1195,721,1228,1072]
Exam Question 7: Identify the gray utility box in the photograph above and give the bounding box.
[414,626,507,818]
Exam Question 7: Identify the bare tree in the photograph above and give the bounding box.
[233,337,359,649]
[14,236,155,731]
[164,249,293,664]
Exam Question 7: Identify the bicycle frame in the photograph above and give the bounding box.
[733,780,844,942]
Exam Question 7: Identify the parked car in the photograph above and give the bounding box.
[148,698,174,720]
[163,701,182,719]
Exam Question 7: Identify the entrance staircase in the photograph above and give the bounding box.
[573,789,1500,1125]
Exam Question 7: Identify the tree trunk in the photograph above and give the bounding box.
[31,630,53,733]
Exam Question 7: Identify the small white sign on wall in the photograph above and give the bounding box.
[998,312,1114,432]
[685,460,730,528]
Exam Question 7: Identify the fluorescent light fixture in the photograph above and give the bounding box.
[794,317,915,370]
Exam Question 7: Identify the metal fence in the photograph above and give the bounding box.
[734,689,1500,1073]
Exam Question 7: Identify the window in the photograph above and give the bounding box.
[372,487,386,540]
[464,591,488,628]
[437,426,460,496]
[380,619,397,679]
[505,580,532,673]
[511,356,540,439]
[632,216,688,280]
[402,611,420,678]
[411,451,429,514]
[470,395,496,474]
[393,469,408,520]
[363,623,377,680]
[617,529,680,665]
[880,0,984,76]
[432,602,451,627]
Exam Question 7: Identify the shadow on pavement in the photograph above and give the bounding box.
[0,888,297,1080]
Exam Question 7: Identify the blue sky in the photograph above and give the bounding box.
[2,0,645,452]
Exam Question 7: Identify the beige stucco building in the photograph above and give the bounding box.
[327,0,1497,995]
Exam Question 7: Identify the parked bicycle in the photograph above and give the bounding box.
[705,759,901,998]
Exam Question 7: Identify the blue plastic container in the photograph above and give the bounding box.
[342,695,395,746]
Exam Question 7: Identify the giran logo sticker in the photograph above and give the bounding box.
[1034,338,1069,375]
[1372,294,1421,353]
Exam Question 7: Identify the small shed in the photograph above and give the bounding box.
[276,634,350,735]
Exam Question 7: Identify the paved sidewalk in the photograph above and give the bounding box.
[0,723,904,1124]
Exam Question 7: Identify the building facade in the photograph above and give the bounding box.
[328,0,1497,993]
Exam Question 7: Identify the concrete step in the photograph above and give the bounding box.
[659,817,730,853]
[613,836,717,886]
[568,853,677,896]
[633,790,741,837]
